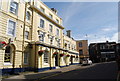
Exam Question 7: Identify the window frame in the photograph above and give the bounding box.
[26,11,31,21]
[24,52,29,64]
[56,19,59,23]
[9,1,18,15]
[49,24,53,32]
[40,19,45,28]
[79,42,82,47]
[7,19,16,37]
[40,7,45,13]
[38,31,45,42]
[56,29,59,36]
[25,31,29,39]
[49,13,53,19]
[44,52,49,64]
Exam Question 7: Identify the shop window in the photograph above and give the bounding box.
[4,46,12,63]
[44,52,49,64]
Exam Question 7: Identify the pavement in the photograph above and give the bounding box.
[2,64,83,80]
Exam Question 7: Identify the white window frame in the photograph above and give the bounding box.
[4,46,13,65]
[9,1,18,15]
[38,31,45,42]
[7,19,16,37]
[44,52,49,64]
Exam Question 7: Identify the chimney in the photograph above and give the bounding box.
[66,30,71,38]
[51,8,57,14]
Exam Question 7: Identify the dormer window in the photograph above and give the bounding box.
[56,19,59,23]
[49,13,53,19]
[40,7,45,13]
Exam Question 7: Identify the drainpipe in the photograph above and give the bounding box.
[22,2,27,71]
[34,42,37,72]
[49,40,52,70]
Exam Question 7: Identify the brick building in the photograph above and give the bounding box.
[76,40,89,63]
[89,41,117,63]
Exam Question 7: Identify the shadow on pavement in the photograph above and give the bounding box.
[2,71,62,81]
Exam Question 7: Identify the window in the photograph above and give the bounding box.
[25,31,29,39]
[56,29,59,36]
[24,53,29,64]
[10,1,18,15]
[4,46,12,63]
[0,0,2,9]
[40,19,44,28]
[7,20,16,36]
[49,24,53,32]
[38,31,45,42]
[79,50,83,55]
[49,14,53,19]
[26,11,30,20]
[79,42,82,47]
[44,52,49,63]
[40,7,45,13]
[56,19,59,23]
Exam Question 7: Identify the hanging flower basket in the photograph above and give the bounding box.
[0,41,7,48]
[66,55,70,57]
[76,56,79,58]
[53,52,58,57]
[71,55,75,58]
[38,50,44,56]
[60,53,64,57]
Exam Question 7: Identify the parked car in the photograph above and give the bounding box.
[82,59,92,65]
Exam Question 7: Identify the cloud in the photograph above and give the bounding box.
[101,26,117,32]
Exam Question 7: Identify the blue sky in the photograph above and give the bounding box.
[44,2,118,44]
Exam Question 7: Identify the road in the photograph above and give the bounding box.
[2,61,118,81]
[42,61,118,80]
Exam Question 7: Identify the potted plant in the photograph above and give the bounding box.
[0,41,7,48]
[38,50,44,56]
[53,52,58,57]
[76,56,79,58]
[66,55,70,57]
[60,53,64,57]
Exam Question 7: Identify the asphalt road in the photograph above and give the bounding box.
[42,61,118,80]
